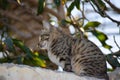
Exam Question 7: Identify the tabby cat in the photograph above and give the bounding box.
[39,27,109,80]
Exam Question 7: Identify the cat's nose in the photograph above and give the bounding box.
[39,42,47,48]
[38,43,43,48]
[40,44,44,48]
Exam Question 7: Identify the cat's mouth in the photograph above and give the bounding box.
[38,41,48,49]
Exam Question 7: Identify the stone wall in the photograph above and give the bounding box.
[0,63,119,80]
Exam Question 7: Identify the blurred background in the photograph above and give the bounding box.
[0,0,120,71]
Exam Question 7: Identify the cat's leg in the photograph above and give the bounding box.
[57,66,63,72]
[63,57,73,72]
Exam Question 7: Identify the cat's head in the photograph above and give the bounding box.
[39,29,50,50]
[39,19,63,49]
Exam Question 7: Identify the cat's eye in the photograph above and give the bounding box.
[40,35,49,41]
[43,36,49,40]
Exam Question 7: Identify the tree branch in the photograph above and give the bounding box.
[44,7,62,21]
[89,1,120,26]
[104,0,120,14]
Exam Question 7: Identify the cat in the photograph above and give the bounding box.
[39,27,109,80]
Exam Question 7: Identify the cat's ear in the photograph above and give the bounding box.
[42,20,54,32]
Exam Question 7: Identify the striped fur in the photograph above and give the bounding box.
[39,27,109,80]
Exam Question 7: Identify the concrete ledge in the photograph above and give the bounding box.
[0,63,118,80]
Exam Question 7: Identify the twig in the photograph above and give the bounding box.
[113,36,120,49]
[44,7,62,21]
[112,50,120,57]
[64,1,85,38]
[104,0,120,14]
[104,13,120,26]
[81,1,89,22]
[89,1,120,26]
[56,0,65,20]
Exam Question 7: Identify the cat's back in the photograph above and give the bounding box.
[71,38,108,79]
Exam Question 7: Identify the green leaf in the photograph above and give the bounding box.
[0,0,9,10]
[84,21,101,30]
[17,56,24,64]
[11,38,46,67]
[37,52,49,60]
[37,0,45,15]
[0,57,8,63]
[4,37,15,52]
[91,0,106,15]
[12,39,33,58]
[33,57,46,67]
[91,30,112,49]
[54,0,61,7]
[23,56,34,66]
[23,54,46,67]
[60,19,68,26]
[107,68,113,72]
[74,0,80,10]
[106,54,120,69]
[67,2,75,16]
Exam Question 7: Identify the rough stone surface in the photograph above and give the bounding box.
[0,63,119,80]
[108,67,120,80]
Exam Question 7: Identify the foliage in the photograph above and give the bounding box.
[0,0,120,70]
[0,30,46,67]
[37,0,45,15]
[83,21,112,49]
